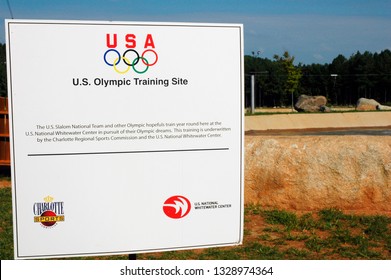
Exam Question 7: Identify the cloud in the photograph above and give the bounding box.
[234,13,391,63]
[313,54,325,61]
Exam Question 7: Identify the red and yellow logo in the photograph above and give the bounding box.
[33,196,65,228]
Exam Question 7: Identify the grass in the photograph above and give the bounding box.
[0,188,390,260]
[0,187,13,260]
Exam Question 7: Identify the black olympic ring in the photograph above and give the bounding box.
[123,49,140,66]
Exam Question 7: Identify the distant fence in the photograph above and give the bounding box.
[0,97,10,166]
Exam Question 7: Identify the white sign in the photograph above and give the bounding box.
[6,19,244,259]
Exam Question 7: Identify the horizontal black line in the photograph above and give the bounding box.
[28,148,229,157]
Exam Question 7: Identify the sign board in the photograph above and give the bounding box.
[6,19,243,259]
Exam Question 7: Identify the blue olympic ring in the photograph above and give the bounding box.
[103,49,121,66]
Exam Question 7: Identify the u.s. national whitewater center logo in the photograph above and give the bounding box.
[103,33,158,74]
[163,195,191,219]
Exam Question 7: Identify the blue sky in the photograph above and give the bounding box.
[1,0,390,64]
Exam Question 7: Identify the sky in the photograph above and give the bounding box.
[1,0,390,64]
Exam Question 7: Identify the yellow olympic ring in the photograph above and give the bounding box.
[113,57,131,74]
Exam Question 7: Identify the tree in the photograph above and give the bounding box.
[244,49,391,108]
[329,55,348,104]
[374,50,391,104]
[244,54,271,107]
[300,63,329,98]
[273,51,302,109]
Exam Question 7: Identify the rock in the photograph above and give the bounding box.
[377,104,391,111]
[245,135,391,213]
[294,95,327,112]
[319,105,331,112]
[356,98,380,111]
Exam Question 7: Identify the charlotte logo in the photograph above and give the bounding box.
[104,33,158,74]
[163,195,191,219]
[33,195,65,228]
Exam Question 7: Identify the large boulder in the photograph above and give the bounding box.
[245,135,391,213]
[294,95,328,112]
[377,104,391,111]
[356,98,380,111]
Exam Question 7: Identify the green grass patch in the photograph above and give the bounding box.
[263,209,299,230]
[0,187,14,260]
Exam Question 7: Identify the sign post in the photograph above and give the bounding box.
[6,19,244,259]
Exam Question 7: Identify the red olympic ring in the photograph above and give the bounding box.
[141,49,158,66]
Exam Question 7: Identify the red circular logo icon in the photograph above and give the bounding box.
[40,210,57,227]
[163,195,191,219]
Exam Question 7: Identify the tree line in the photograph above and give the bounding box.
[246,49,391,108]
[1,43,390,107]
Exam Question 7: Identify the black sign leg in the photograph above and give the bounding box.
[128,254,137,260]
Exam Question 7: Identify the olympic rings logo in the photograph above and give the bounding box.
[103,48,158,74]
